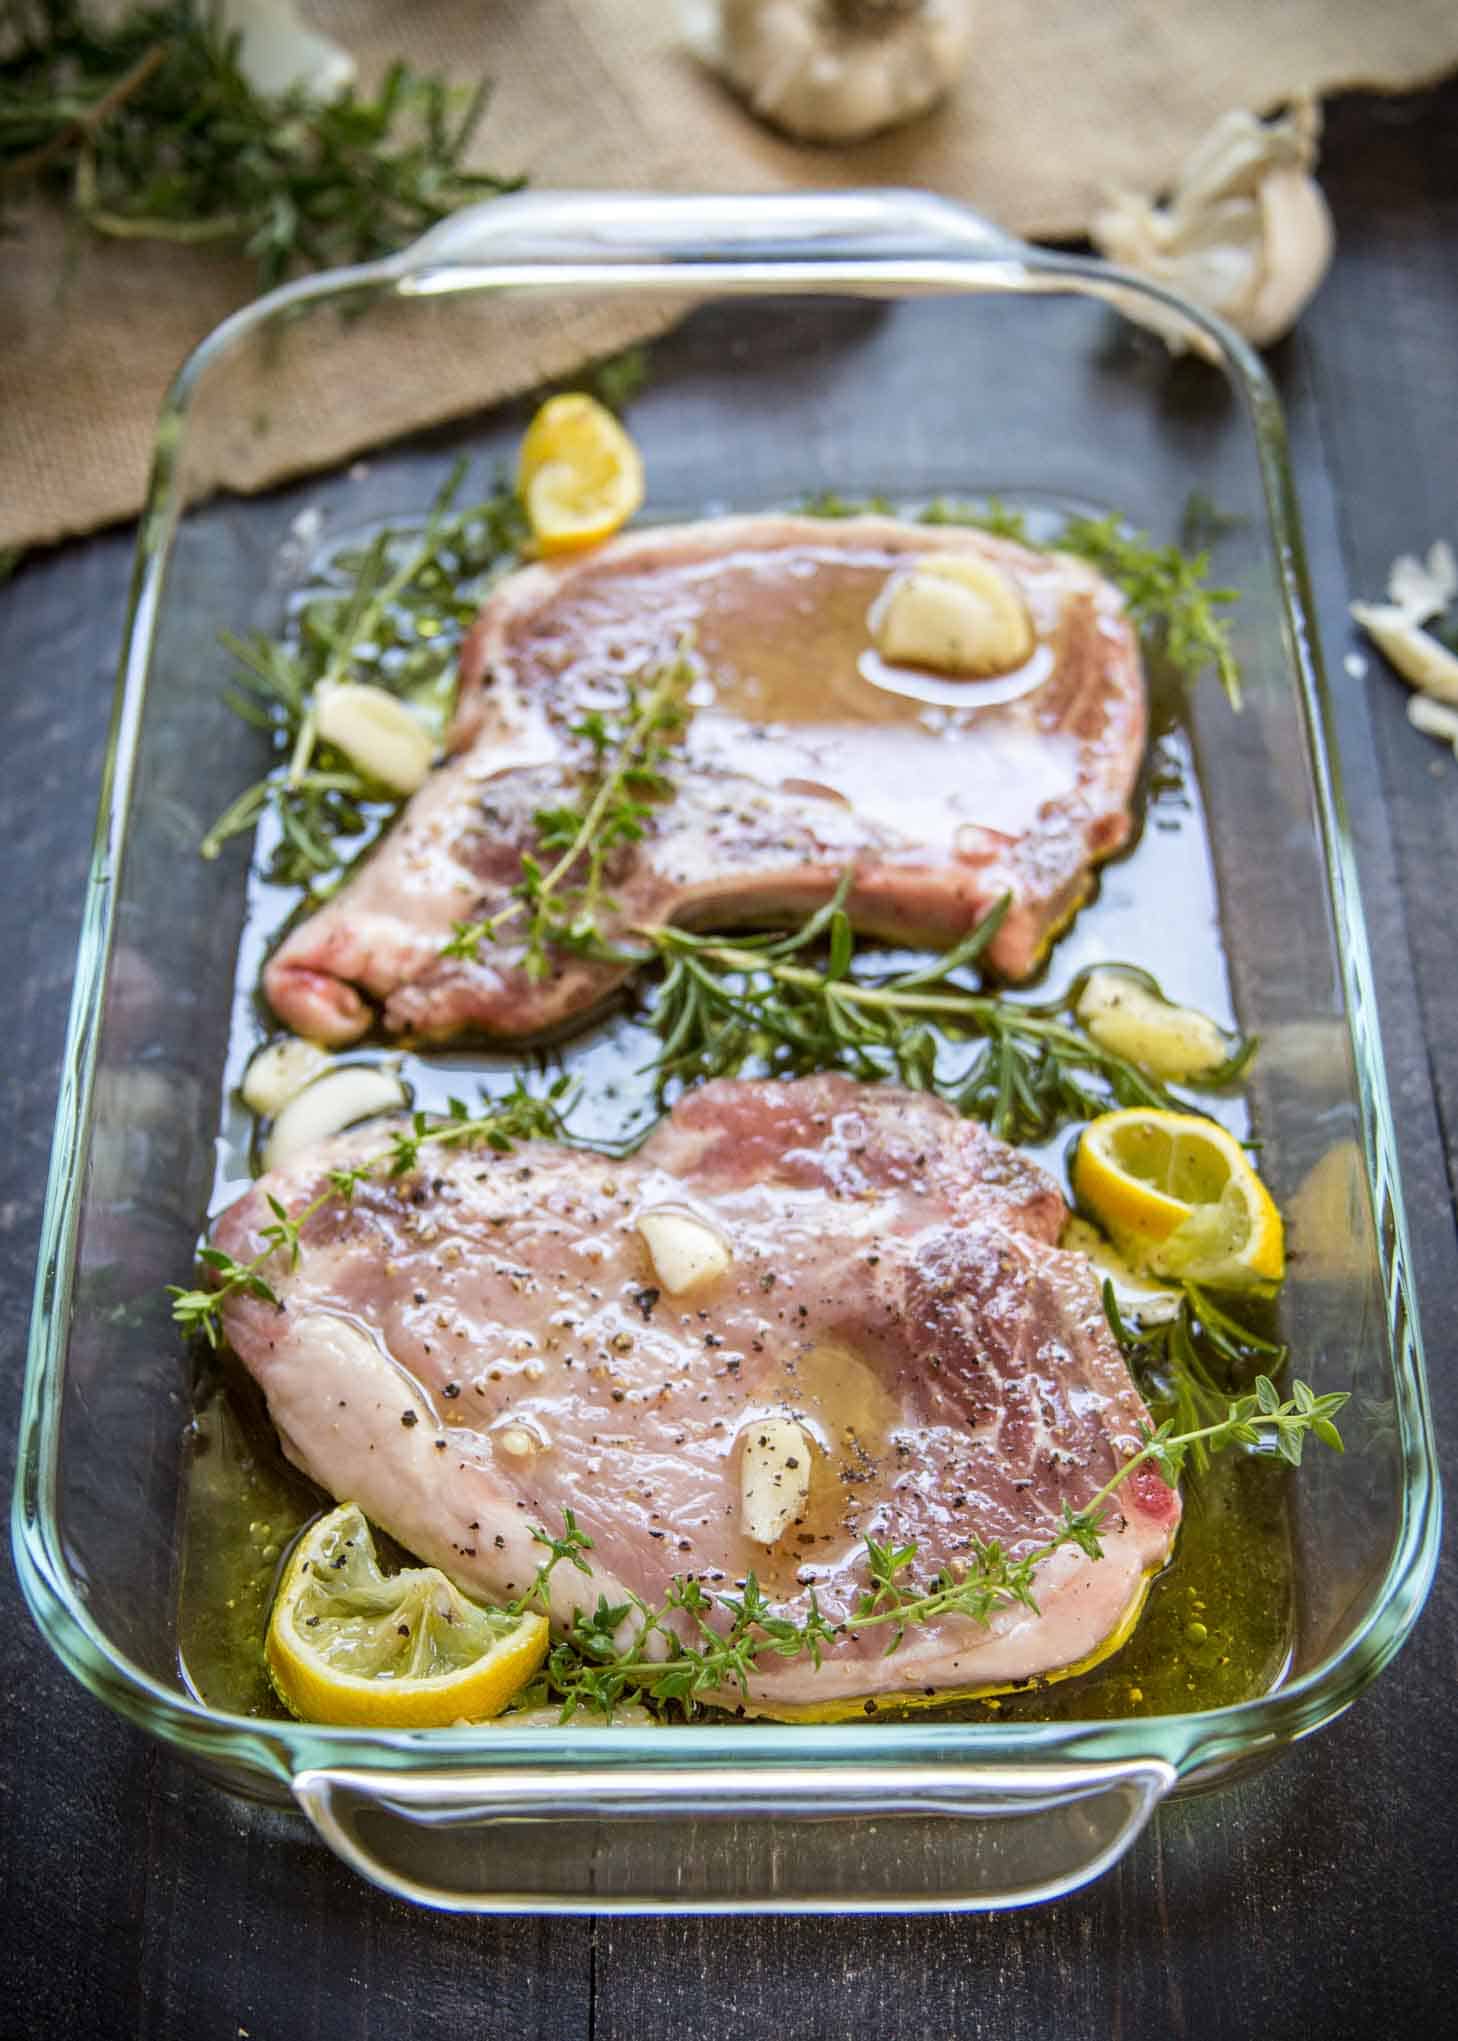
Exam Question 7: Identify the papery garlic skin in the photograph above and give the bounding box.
[1387,542,1457,626]
[683,0,974,144]
[1350,603,1458,708]
[1092,97,1333,357]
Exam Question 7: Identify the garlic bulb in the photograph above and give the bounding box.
[682,1,974,145]
[1092,97,1333,357]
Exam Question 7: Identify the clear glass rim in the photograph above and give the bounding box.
[12,222,1442,1795]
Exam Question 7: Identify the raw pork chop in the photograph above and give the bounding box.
[215,1075,1179,1711]
[265,516,1146,1046]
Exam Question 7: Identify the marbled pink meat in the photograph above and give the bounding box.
[264,516,1146,1046]
[215,1075,1178,1710]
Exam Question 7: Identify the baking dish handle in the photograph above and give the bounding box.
[292,1755,1175,1913]
[394,187,1025,272]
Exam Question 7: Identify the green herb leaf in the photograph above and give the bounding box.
[2,2,522,293]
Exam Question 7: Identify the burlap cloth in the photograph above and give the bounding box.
[4,0,1457,551]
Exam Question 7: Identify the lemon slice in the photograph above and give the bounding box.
[1072,1107,1284,1291]
[518,393,645,553]
[266,1503,547,1727]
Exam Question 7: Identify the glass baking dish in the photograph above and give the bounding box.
[12,190,1440,1914]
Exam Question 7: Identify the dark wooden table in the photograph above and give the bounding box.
[4,82,1456,2041]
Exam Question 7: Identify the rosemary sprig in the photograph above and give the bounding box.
[800,492,1240,704]
[201,464,527,886]
[512,1382,1347,1719]
[1,2,522,292]
[1101,1277,1287,1474]
[441,648,694,981]
[167,1081,567,1347]
[638,887,1252,1144]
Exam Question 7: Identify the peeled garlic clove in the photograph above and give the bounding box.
[636,1209,733,1295]
[871,555,1034,676]
[262,1066,408,1170]
[740,1417,813,1546]
[1407,694,1458,748]
[315,682,435,796]
[221,0,357,101]
[242,1037,333,1117]
[1075,969,1229,1082]
[1350,603,1458,706]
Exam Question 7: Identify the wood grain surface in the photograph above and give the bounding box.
[3,81,1456,2041]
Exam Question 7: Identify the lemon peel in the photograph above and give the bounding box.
[1072,1107,1284,1291]
[266,1502,547,1727]
[518,393,644,553]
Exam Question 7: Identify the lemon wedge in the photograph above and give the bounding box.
[518,393,645,553]
[1072,1107,1284,1291]
[266,1503,547,1727]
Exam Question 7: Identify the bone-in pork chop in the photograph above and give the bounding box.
[215,1075,1179,1711]
[265,517,1146,1046]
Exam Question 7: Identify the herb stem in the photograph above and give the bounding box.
[168,1085,567,1347]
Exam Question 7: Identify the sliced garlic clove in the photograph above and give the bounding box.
[315,682,435,795]
[1061,1218,1183,1325]
[262,1066,408,1170]
[1350,603,1458,706]
[241,1037,334,1118]
[1407,694,1458,747]
[740,1418,813,1546]
[636,1209,733,1295]
[871,555,1034,677]
[1075,969,1229,1082]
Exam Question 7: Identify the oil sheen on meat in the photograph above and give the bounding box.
[214,1075,1179,1712]
[264,517,1146,1048]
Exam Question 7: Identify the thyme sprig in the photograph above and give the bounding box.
[1101,1278,1287,1474]
[638,886,1253,1144]
[168,1081,567,1347]
[441,648,694,981]
[201,463,527,886]
[801,492,1240,706]
[1,2,521,291]
[512,1384,1347,1719]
